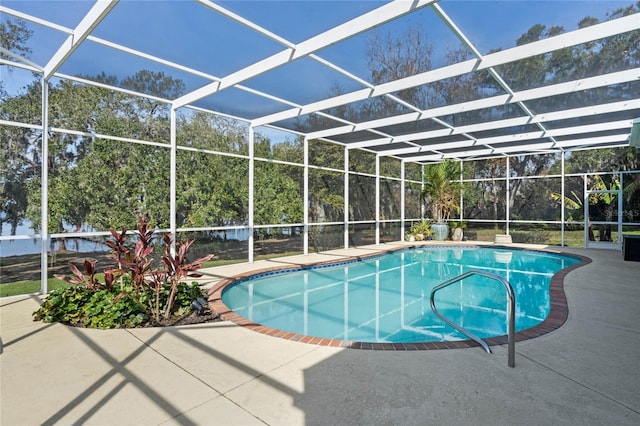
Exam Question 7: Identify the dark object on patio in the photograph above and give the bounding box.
[623,235,640,262]
[191,297,211,316]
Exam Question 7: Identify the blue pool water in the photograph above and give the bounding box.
[222,247,581,343]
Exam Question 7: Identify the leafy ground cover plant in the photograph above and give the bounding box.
[33,218,215,328]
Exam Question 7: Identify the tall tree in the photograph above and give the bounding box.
[0,17,34,235]
[21,71,184,233]
[0,17,32,61]
[176,112,250,228]
[367,24,433,112]
[0,82,41,235]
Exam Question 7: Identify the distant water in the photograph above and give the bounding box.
[210,228,250,242]
[1,222,253,258]
[0,222,110,257]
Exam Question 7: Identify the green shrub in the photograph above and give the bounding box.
[32,280,205,328]
[33,286,91,325]
[33,218,214,328]
[410,219,433,236]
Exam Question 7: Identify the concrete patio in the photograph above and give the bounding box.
[1,243,640,425]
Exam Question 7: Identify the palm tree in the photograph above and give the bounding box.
[551,174,620,241]
[422,160,461,240]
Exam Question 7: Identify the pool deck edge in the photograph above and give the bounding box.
[207,242,592,350]
[3,244,640,426]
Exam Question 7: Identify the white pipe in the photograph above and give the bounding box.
[400,162,405,241]
[40,77,49,294]
[304,137,309,255]
[561,153,565,246]
[248,127,255,262]
[505,157,510,235]
[344,147,350,249]
[170,108,177,255]
[375,155,380,244]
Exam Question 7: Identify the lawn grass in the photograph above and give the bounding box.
[0,277,68,298]
[255,251,304,261]
[0,271,108,298]
[4,231,639,298]
[1,252,304,297]
[201,258,246,268]
[469,227,610,247]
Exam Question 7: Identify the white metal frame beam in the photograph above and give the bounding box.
[43,0,118,79]
[5,1,635,162]
[433,2,559,147]
[380,119,635,157]
[253,14,639,128]
[405,134,629,163]
[309,67,640,142]
[40,78,49,294]
[172,0,436,109]
[341,98,639,151]
[344,147,350,249]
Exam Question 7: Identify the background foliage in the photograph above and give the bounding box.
[1,4,639,247]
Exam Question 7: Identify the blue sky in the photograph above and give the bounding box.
[2,0,635,112]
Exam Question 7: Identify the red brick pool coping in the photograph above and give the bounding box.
[208,245,592,350]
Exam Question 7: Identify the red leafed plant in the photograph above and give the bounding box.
[105,227,129,270]
[52,217,215,325]
[160,233,214,320]
[55,259,118,291]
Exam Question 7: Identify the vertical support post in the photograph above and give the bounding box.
[618,171,623,249]
[303,272,309,334]
[344,147,349,249]
[421,164,425,219]
[584,174,588,248]
[343,267,348,340]
[40,77,49,294]
[248,127,255,263]
[375,259,380,340]
[375,155,380,245]
[561,153,566,247]
[400,253,405,324]
[400,161,405,242]
[459,160,464,222]
[304,137,309,255]
[505,156,510,235]
[169,108,177,255]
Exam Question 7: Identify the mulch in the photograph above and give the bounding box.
[146,310,222,327]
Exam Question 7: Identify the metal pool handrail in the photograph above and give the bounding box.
[430,269,516,368]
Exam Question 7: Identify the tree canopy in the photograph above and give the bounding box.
[1,5,639,240]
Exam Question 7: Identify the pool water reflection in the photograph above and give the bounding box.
[221,247,580,343]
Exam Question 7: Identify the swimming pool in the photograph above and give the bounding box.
[217,246,586,347]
